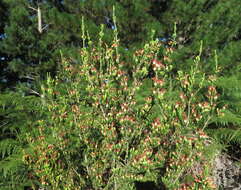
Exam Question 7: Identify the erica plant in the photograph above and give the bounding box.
[23,13,222,190]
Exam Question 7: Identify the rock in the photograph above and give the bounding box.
[212,153,241,190]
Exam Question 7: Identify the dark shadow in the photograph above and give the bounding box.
[135,181,167,190]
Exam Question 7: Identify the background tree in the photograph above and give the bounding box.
[158,0,240,73]
[0,0,9,90]
[0,0,164,88]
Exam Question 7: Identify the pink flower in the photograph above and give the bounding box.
[152,77,165,86]
[152,59,165,70]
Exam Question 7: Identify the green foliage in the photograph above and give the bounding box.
[0,0,162,86]
[160,0,241,72]
[158,0,241,149]
[207,128,241,145]
[0,90,41,189]
[206,74,241,146]
[0,1,240,189]
[21,22,220,189]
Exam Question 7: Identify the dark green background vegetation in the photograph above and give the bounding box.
[0,0,240,189]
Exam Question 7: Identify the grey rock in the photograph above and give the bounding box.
[212,153,241,190]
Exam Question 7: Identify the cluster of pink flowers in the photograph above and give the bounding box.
[152,59,165,71]
[152,77,165,86]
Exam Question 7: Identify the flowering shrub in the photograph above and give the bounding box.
[23,23,222,190]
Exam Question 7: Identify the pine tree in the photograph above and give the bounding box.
[0,0,9,90]
[0,0,163,86]
[158,0,241,74]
